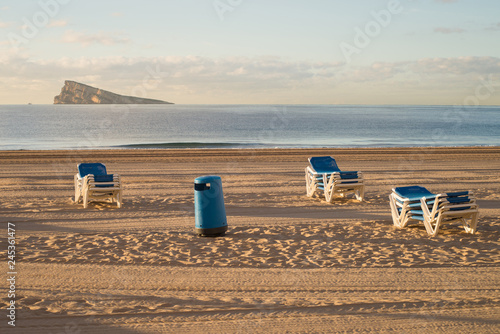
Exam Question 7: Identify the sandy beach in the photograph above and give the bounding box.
[1,147,499,333]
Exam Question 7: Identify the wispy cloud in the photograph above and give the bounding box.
[409,56,500,75]
[60,30,131,46]
[0,20,11,28]
[485,22,500,31]
[47,20,68,28]
[434,27,465,34]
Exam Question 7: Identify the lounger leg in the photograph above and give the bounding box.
[423,214,440,237]
[463,212,479,234]
[354,186,364,202]
[389,194,407,228]
[324,184,333,203]
[360,185,365,201]
[83,189,89,208]
[117,190,122,208]
[74,175,81,203]
[305,169,316,197]
[470,212,479,234]
[305,171,312,197]
[353,190,359,201]
[389,194,400,227]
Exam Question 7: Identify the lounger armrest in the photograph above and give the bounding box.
[391,190,411,205]
[390,192,412,217]
[306,166,319,175]
[307,167,331,182]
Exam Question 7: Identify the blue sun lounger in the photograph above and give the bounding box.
[305,156,364,202]
[389,186,479,236]
[74,163,122,208]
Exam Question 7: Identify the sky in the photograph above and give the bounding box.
[0,0,499,105]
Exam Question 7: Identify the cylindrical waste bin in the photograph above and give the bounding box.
[194,175,228,236]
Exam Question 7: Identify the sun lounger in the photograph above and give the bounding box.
[305,156,364,202]
[74,163,122,208]
[389,186,479,236]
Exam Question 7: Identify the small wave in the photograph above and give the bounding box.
[115,142,264,149]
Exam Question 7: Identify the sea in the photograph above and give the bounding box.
[1,104,499,150]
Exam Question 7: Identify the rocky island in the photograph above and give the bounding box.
[54,81,173,104]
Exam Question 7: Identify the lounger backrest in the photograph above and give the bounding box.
[78,163,107,177]
[309,156,341,174]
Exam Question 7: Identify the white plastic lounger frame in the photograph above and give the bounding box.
[74,163,122,208]
[389,186,479,237]
[306,156,364,202]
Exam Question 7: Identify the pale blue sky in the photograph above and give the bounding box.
[1,0,499,104]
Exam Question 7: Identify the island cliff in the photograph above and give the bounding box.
[54,81,173,104]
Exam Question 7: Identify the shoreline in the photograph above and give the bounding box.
[2,145,500,154]
[2,144,500,152]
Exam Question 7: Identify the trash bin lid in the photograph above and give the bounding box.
[194,175,221,184]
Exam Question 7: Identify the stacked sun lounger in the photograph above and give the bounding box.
[305,156,364,202]
[389,185,479,237]
[74,163,122,208]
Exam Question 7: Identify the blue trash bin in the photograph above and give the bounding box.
[194,175,228,236]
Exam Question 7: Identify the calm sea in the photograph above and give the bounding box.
[1,104,499,150]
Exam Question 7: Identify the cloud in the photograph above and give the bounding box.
[485,22,500,31]
[47,20,68,28]
[0,55,499,104]
[111,12,123,17]
[408,56,500,75]
[0,20,10,28]
[60,30,131,46]
[434,27,465,34]
[0,55,345,103]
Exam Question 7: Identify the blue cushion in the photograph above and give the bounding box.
[78,163,107,177]
[446,196,470,204]
[449,206,471,211]
[309,156,341,174]
[394,186,435,201]
[446,191,469,197]
[94,174,114,187]
[94,174,114,182]
[339,171,358,179]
